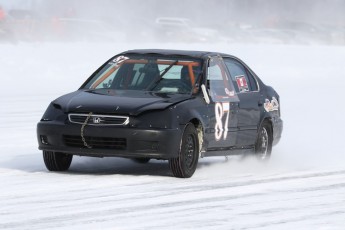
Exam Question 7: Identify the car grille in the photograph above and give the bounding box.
[63,135,126,150]
[68,113,129,125]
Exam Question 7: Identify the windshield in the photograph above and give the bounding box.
[83,55,202,94]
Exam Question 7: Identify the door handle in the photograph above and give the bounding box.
[231,102,239,108]
[231,102,239,114]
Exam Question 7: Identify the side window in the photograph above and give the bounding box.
[224,58,257,93]
[246,70,258,91]
[207,56,238,102]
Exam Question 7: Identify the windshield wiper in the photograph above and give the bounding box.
[148,60,179,90]
[159,60,179,78]
[84,89,106,95]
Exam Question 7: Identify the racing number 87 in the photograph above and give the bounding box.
[215,102,230,141]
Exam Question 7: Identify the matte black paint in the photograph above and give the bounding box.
[37,49,283,160]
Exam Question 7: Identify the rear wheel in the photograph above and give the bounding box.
[43,151,73,171]
[169,123,199,178]
[255,121,273,160]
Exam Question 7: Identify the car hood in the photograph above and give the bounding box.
[53,90,192,116]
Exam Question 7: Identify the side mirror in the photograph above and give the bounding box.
[201,84,210,104]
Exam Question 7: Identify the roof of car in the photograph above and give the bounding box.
[121,49,231,59]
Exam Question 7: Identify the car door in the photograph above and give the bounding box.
[223,57,261,146]
[205,56,239,150]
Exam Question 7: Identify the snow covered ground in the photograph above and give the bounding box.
[1,42,345,229]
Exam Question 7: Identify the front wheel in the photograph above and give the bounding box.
[169,123,199,178]
[43,151,73,171]
[255,121,273,160]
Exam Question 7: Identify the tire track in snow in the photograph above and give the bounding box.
[1,169,345,229]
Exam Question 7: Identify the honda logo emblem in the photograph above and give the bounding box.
[93,117,101,124]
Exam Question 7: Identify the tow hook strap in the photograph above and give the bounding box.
[81,112,93,148]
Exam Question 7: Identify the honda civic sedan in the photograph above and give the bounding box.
[37,49,283,178]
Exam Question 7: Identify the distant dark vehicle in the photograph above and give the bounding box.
[37,49,283,178]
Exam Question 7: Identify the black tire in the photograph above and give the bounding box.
[43,151,73,171]
[169,123,199,178]
[132,158,151,164]
[255,120,273,160]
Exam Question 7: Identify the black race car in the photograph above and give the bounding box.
[37,49,283,178]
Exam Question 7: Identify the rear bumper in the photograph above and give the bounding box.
[37,121,182,159]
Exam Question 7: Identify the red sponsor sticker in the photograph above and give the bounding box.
[236,76,249,92]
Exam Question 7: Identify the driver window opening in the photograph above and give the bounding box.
[207,57,236,101]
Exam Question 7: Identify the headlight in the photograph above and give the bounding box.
[40,102,66,122]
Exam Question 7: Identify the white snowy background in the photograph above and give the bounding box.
[1,1,345,229]
[1,41,345,230]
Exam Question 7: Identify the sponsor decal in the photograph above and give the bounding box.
[235,75,249,92]
[215,102,230,141]
[110,55,129,65]
[264,97,279,112]
[225,88,235,97]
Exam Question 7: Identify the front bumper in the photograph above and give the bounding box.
[37,121,182,159]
